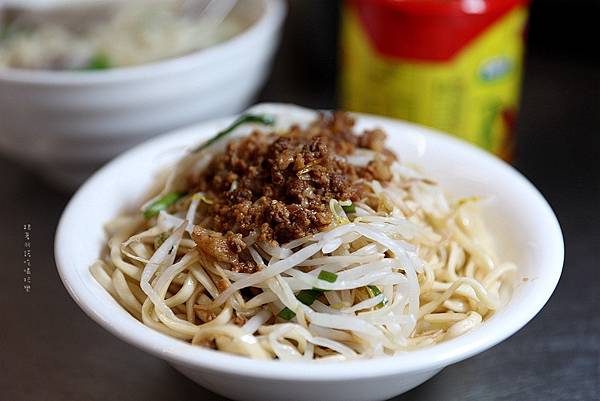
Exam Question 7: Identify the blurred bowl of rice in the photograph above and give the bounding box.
[0,0,285,189]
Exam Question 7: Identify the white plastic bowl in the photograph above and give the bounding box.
[0,0,285,189]
[55,104,564,401]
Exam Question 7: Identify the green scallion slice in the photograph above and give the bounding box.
[193,114,276,153]
[342,203,356,213]
[318,270,338,283]
[366,285,387,308]
[296,289,323,306]
[366,285,381,296]
[278,307,296,320]
[84,53,111,70]
[143,192,186,219]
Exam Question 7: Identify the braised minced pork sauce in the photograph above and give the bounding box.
[189,112,395,273]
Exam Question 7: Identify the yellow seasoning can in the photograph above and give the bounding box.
[341,0,530,160]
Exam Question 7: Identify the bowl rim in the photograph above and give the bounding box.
[0,0,285,86]
[55,105,564,381]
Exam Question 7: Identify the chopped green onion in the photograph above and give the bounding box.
[342,203,356,213]
[366,285,387,308]
[278,307,296,320]
[318,270,338,283]
[143,192,186,219]
[153,232,170,249]
[84,53,111,70]
[366,285,381,297]
[193,114,276,153]
[296,289,323,306]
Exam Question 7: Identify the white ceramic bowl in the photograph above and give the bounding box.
[55,104,564,401]
[0,0,285,189]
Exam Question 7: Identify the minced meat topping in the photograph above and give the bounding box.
[189,112,395,271]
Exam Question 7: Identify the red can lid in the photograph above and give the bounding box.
[370,0,526,16]
[350,0,528,61]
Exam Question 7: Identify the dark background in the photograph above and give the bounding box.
[1,1,598,400]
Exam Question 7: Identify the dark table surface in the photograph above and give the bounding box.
[2,13,599,401]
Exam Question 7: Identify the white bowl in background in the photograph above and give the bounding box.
[0,0,285,189]
[55,104,564,401]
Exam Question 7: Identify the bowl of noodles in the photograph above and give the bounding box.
[55,103,564,401]
[0,0,285,188]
